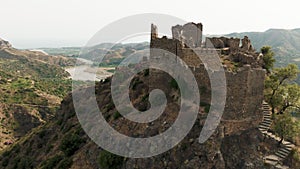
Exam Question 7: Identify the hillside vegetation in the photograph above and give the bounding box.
[0,39,73,150]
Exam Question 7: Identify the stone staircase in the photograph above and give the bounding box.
[258,102,295,169]
[258,102,273,134]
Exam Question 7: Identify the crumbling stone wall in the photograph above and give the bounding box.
[149,23,265,133]
[193,64,265,135]
[241,36,254,51]
[170,22,203,48]
[206,37,240,53]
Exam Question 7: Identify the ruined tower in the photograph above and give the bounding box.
[171,22,203,48]
[151,23,158,41]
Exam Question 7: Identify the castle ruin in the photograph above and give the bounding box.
[150,22,266,135]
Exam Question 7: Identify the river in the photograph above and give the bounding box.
[65,58,113,81]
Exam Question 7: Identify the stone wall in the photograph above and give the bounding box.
[170,22,203,48]
[206,37,240,53]
[151,24,158,40]
[149,23,266,133]
[241,36,254,51]
[150,36,179,56]
[192,64,265,121]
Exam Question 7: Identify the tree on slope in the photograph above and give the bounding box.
[261,46,276,73]
[274,113,300,144]
[264,64,300,115]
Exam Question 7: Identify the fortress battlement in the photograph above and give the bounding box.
[150,22,264,69]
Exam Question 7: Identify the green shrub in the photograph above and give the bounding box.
[41,155,63,169]
[204,105,210,113]
[98,150,124,169]
[12,144,21,153]
[46,144,54,153]
[60,133,85,156]
[19,160,31,169]
[143,69,150,76]
[106,102,115,111]
[1,157,9,167]
[170,79,178,89]
[142,94,149,102]
[2,150,10,157]
[38,129,47,139]
[57,157,73,169]
[200,102,211,113]
[261,46,275,72]
[113,111,122,120]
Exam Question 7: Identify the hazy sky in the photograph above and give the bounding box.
[0,0,299,48]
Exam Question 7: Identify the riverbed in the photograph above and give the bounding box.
[65,58,114,81]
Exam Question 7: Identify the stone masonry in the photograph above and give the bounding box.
[150,22,266,135]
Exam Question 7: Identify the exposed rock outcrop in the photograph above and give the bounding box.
[0,38,12,49]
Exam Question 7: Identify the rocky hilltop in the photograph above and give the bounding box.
[0,24,299,169]
[0,38,79,67]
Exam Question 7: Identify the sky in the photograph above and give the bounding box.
[0,0,299,48]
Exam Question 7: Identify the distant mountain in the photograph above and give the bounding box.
[223,29,300,66]
[41,42,150,67]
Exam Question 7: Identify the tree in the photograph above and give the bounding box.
[261,46,276,73]
[264,64,300,114]
[273,113,300,144]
